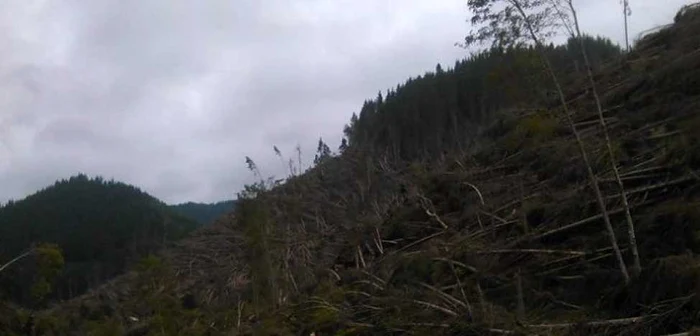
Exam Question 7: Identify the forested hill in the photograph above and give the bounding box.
[343,35,621,160]
[0,174,198,306]
[169,200,237,226]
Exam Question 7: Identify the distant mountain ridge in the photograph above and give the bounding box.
[0,174,199,306]
[169,200,237,226]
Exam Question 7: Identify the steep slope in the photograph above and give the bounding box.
[14,4,700,336]
[0,174,198,306]
[169,200,237,226]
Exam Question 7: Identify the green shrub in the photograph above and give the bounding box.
[503,111,560,151]
[84,317,124,336]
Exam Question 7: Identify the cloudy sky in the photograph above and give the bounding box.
[0,0,695,204]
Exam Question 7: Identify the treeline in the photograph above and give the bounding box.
[0,174,198,306]
[343,35,621,160]
[169,200,237,225]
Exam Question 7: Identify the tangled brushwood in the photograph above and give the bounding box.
[4,3,700,336]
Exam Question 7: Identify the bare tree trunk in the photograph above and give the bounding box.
[296,144,303,174]
[510,0,630,283]
[0,249,34,273]
[567,0,641,277]
[623,0,630,52]
[515,271,525,320]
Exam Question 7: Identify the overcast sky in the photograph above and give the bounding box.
[0,0,695,204]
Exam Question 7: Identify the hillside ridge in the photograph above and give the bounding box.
[169,200,237,226]
[0,174,199,307]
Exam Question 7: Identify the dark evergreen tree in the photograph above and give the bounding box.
[342,37,621,160]
[314,138,332,165]
[338,138,348,153]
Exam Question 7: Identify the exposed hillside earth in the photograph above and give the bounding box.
[3,4,700,336]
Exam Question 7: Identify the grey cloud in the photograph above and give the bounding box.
[0,0,696,205]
